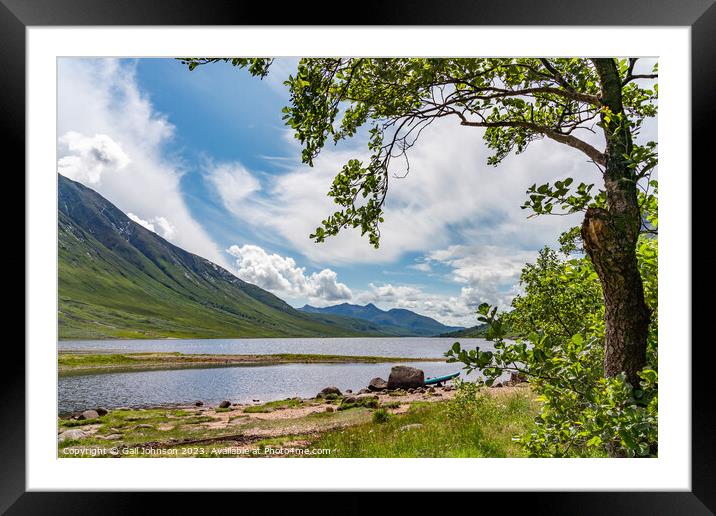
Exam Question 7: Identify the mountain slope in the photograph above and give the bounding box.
[300,303,464,337]
[438,325,488,338]
[58,174,390,339]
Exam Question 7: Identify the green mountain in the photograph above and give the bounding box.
[438,325,488,338]
[299,302,464,337]
[58,174,391,340]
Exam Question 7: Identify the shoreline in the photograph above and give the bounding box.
[58,351,446,376]
[58,384,536,458]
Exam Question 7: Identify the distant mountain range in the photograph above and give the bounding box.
[58,174,395,339]
[299,303,464,337]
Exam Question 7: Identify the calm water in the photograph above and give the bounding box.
[58,361,483,414]
[59,337,489,358]
[58,337,495,414]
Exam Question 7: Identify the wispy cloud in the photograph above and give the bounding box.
[57,58,229,268]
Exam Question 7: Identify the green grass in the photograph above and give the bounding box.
[372,408,391,423]
[338,396,379,411]
[58,404,374,458]
[243,398,306,413]
[58,407,223,456]
[57,352,442,375]
[58,388,542,458]
[58,353,168,368]
[311,389,540,457]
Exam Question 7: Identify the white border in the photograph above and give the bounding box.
[27,27,691,491]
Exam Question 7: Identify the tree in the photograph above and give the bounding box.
[182,57,658,388]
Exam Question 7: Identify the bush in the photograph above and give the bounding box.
[446,380,483,421]
[372,409,390,423]
[446,233,658,458]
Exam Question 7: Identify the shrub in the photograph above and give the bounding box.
[372,409,390,424]
[446,227,658,458]
[446,380,483,421]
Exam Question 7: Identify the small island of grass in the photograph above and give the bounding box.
[58,351,445,375]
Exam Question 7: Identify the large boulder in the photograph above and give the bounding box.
[317,386,342,398]
[368,377,388,392]
[218,400,231,409]
[387,365,425,390]
[78,410,99,420]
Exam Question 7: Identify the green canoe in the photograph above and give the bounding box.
[424,371,460,385]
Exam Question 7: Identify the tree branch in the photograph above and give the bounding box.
[457,117,606,166]
[623,73,658,85]
[539,58,576,92]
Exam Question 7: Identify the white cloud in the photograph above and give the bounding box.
[227,244,352,304]
[356,283,423,305]
[127,212,155,232]
[57,58,228,268]
[408,262,432,273]
[127,212,176,240]
[345,243,541,325]
[223,241,529,326]
[427,244,534,297]
[420,244,538,319]
[354,282,480,327]
[205,162,262,212]
[153,216,176,240]
[208,119,589,267]
[57,132,131,185]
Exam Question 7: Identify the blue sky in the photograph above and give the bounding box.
[57,58,654,326]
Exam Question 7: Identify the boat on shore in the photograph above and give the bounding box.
[424,371,460,385]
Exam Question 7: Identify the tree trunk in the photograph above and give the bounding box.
[581,206,650,387]
[582,59,651,389]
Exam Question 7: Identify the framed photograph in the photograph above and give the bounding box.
[7,0,711,511]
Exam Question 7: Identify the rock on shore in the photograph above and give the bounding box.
[387,365,425,389]
[368,377,388,391]
[317,386,342,398]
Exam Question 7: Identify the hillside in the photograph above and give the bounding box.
[438,325,488,338]
[299,302,464,337]
[58,174,390,339]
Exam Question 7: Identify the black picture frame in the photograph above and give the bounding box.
[5,0,711,513]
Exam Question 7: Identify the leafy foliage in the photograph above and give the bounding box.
[179,57,273,77]
[446,202,658,457]
[184,57,657,247]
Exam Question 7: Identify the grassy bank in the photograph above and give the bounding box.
[58,352,444,375]
[311,388,538,457]
[57,385,539,458]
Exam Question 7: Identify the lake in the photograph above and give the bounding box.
[58,336,488,358]
[58,337,495,414]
